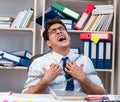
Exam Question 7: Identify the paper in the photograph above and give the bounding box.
[91,34,100,43]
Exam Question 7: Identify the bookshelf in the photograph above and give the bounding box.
[40,0,116,94]
[0,0,41,93]
[0,0,37,69]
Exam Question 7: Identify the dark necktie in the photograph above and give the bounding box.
[62,57,74,91]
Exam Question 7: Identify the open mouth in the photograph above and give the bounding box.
[57,36,66,42]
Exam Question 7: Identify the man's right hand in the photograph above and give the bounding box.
[42,63,61,84]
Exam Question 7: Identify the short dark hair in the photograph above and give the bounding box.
[43,18,67,41]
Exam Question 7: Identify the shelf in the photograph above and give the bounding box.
[68,30,114,34]
[96,69,113,72]
[0,66,28,70]
[0,28,34,32]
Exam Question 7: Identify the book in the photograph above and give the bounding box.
[83,14,96,30]
[11,11,23,28]
[51,91,86,100]
[20,8,34,28]
[0,20,13,28]
[92,5,113,15]
[87,15,98,31]
[0,16,14,22]
[15,10,27,28]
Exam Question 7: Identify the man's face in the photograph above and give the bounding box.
[46,23,71,50]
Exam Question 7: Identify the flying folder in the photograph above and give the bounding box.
[80,32,111,41]
[2,52,30,67]
[36,6,65,25]
[74,3,94,30]
[53,2,80,21]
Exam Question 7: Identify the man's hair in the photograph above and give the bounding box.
[43,18,67,41]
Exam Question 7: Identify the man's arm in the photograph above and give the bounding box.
[23,63,61,94]
[65,62,105,95]
[78,75,105,95]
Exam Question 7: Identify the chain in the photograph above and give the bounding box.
[24,54,97,87]
[24,71,97,88]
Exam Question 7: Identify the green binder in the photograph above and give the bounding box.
[53,2,80,21]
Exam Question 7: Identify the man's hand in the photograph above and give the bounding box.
[42,63,61,84]
[65,62,86,82]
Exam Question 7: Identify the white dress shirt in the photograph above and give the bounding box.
[22,51,104,93]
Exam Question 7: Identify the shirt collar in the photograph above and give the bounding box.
[52,51,74,63]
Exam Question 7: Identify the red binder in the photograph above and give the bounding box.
[74,3,94,30]
[80,32,111,40]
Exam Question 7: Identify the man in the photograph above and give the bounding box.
[22,18,105,94]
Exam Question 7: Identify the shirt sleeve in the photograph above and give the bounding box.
[76,55,105,89]
[22,59,44,93]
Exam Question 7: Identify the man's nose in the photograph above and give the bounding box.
[56,28,61,33]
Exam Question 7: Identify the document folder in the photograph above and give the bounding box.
[2,52,30,67]
[74,3,94,30]
[61,19,74,30]
[36,6,65,25]
[53,2,80,21]
[104,41,112,69]
[82,40,91,57]
[90,42,97,68]
[96,41,104,69]
[12,50,32,59]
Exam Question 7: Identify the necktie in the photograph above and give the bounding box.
[62,57,74,91]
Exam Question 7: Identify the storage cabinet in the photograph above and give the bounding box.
[40,0,116,94]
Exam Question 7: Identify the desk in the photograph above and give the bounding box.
[0,92,120,102]
[0,93,87,102]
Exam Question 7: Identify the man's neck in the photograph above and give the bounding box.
[53,47,70,56]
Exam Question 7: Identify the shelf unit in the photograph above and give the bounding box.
[0,0,39,92]
[0,0,38,69]
[40,0,116,94]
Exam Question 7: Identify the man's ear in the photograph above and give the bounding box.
[46,40,52,47]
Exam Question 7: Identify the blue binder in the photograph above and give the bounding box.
[104,41,112,69]
[96,41,105,69]
[36,6,65,25]
[2,52,30,67]
[90,42,97,68]
[61,19,74,30]
[12,50,32,59]
[82,40,91,57]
